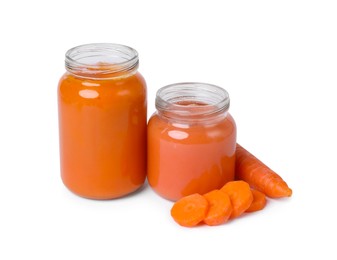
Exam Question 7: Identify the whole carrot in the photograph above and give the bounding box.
[235,144,292,198]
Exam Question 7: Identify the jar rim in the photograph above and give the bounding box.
[65,43,139,79]
[155,82,230,120]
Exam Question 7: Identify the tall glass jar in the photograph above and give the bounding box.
[147,83,236,201]
[58,43,147,199]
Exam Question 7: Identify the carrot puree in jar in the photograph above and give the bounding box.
[58,43,147,199]
[147,83,236,201]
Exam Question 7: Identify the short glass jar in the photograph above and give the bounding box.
[58,43,147,199]
[147,83,236,201]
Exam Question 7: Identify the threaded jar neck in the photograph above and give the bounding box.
[155,82,230,122]
[65,43,139,79]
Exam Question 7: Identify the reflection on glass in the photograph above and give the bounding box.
[79,89,99,99]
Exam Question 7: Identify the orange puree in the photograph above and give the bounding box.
[58,43,147,199]
[147,104,236,201]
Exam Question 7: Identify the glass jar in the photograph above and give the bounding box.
[147,83,236,201]
[58,43,147,199]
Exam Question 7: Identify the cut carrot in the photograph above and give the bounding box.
[170,193,209,227]
[235,144,292,198]
[220,180,253,218]
[203,190,232,226]
[246,189,267,213]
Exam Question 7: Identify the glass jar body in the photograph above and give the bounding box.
[147,83,236,201]
[58,44,147,199]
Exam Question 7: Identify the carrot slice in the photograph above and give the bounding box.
[246,189,267,213]
[220,180,253,219]
[235,144,292,198]
[203,190,232,226]
[170,193,209,227]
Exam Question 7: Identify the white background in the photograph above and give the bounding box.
[0,0,336,259]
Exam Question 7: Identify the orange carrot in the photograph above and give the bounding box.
[203,190,232,226]
[170,193,209,227]
[235,144,292,198]
[246,189,267,213]
[220,180,253,218]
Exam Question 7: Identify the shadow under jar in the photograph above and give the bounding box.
[147,83,236,201]
[58,43,147,199]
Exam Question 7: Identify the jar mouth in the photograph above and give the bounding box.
[65,43,139,78]
[156,82,230,120]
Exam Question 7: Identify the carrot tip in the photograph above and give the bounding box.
[287,188,292,197]
[235,144,293,199]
